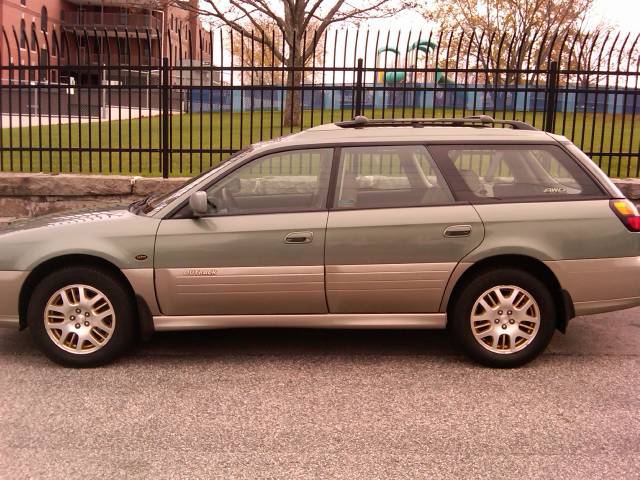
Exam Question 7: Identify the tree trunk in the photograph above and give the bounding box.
[283,54,303,127]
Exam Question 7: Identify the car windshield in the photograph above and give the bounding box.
[132,148,255,216]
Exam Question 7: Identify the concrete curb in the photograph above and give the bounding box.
[613,178,640,202]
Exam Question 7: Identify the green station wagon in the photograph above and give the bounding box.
[1,116,639,368]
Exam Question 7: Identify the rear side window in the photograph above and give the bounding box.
[334,145,454,209]
[431,145,604,201]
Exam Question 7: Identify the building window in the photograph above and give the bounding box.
[31,22,37,51]
[41,7,48,33]
[20,19,26,49]
[143,42,151,64]
[117,39,130,62]
[51,32,59,57]
[39,48,48,82]
[20,0,26,6]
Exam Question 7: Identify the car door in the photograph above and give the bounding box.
[325,145,485,314]
[154,148,333,316]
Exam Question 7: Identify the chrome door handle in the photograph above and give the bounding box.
[284,231,314,244]
[444,225,472,238]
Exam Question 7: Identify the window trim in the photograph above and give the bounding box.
[169,147,336,219]
[160,139,613,220]
[427,143,609,204]
[329,144,456,212]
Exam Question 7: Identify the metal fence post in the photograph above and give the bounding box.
[161,57,170,178]
[544,61,559,133]
[354,58,364,117]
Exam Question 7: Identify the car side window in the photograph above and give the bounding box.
[333,145,454,209]
[205,148,333,215]
[432,145,604,200]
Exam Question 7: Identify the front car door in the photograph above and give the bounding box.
[154,148,333,316]
[325,144,485,313]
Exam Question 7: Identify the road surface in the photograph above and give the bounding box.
[1,308,639,479]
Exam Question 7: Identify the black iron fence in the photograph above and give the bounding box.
[1,27,639,177]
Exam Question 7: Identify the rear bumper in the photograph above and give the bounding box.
[0,315,19,328]
[545,257,640,316]
[573,296,640,316]
[0,271,28,329]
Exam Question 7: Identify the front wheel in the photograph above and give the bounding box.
[27,267,136,367]
[450,268,556,368]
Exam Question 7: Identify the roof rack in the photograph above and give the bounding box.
[335,115,537,131]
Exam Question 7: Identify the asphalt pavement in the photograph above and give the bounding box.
[1,308,639,479]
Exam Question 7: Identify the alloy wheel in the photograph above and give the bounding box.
[43,284,116,355]
[469,285,541,354]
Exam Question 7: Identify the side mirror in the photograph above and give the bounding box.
[189,191,209,217]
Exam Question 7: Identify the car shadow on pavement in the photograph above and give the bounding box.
[2,310,638,365]
[139,328,460,359]
[0,327,461,363]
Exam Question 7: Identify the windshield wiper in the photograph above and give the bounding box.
[129,194,157,213]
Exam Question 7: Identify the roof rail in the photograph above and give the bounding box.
[335,115,537,131]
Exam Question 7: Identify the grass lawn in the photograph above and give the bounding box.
[1,107,639,177]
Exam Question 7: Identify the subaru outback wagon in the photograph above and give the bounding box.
[0,116,638,368]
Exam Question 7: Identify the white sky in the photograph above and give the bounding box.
[590,0,640,31]
[362,0,640,32]
[206,0,640,33]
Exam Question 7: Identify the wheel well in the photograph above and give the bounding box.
[18,254,136,331]
[446,254,573,333]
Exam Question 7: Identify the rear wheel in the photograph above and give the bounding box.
[450,268,556,368]
[27,267,135,367]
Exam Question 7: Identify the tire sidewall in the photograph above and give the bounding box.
[451,268,556,368]
[28,267,135,367]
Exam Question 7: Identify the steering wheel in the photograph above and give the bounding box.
[221,186,239,212]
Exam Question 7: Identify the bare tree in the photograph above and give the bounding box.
[173,0,401,126]
[228,20,326,86]
[421,0,599,84]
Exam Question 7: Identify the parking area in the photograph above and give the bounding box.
[0,308,639,479]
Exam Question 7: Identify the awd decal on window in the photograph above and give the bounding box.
[544,187,567,193]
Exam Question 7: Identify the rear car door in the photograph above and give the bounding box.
[154,148,333,316]
[325,145,485,313]
[428,144,640,313]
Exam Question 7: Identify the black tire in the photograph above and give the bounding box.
[450,268,556,368]
[27,266,136,367]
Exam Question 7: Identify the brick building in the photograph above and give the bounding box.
[0,0,212,84]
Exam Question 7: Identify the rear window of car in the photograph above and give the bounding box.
[430,144,605,201]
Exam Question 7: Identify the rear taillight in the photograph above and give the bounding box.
[611,199,640,232]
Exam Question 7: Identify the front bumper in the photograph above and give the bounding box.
[545,257,640,316]
[0,271,28,329]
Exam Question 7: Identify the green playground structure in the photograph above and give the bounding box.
[376,40,456,85]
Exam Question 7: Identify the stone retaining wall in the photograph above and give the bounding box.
[0,173,639,226]
[616,179,640,203]
[0,173,186,222]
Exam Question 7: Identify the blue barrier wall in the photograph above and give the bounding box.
[189,83,640,114]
